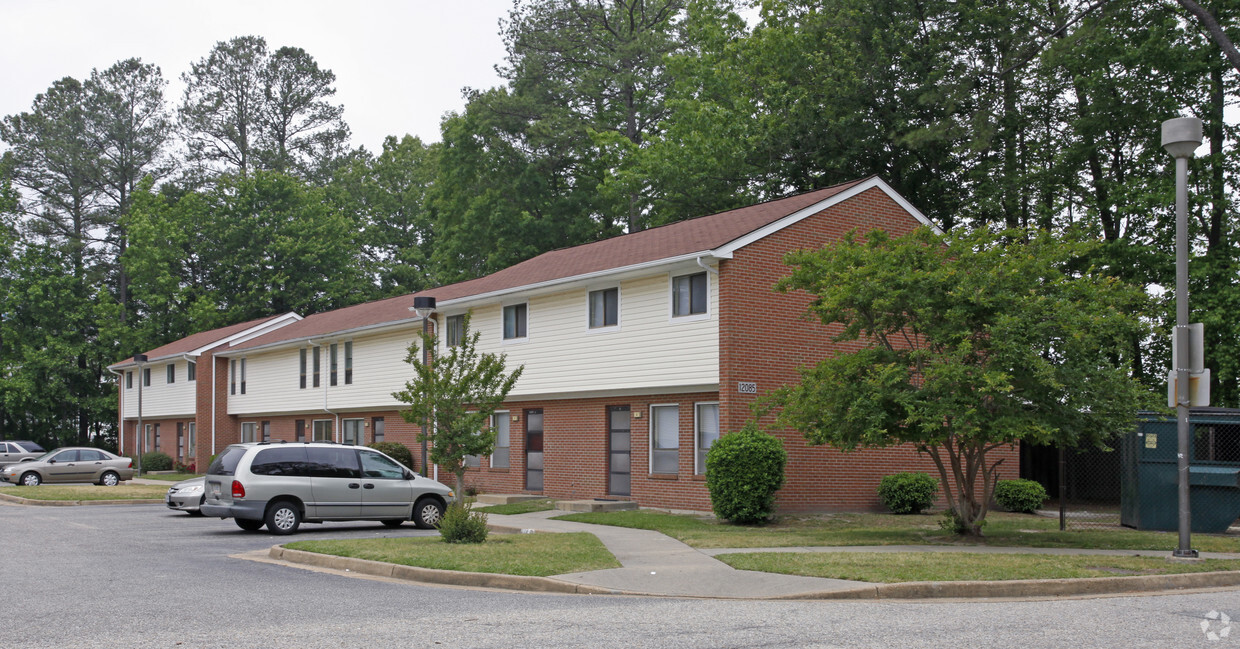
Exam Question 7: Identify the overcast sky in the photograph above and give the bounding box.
[0,0,515,153]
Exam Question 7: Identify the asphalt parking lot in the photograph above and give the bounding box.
[5,497,1240,648]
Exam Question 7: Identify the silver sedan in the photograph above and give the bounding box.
[166,477,205,515]
[0,447,135,486]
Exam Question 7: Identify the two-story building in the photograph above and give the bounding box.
[110,177,1017,511]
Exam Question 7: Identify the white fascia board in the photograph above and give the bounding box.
[108,313,304,369]
[710,177,943,258]
[215,316,425,357]
[435,252,726,310]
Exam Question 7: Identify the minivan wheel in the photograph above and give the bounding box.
[99,471,120,487]
[20,472,40,486]
[265,501,301,535]
[413,498,444,529]
[236,518,265,531]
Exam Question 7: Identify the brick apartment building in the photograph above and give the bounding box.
[109,177,1018,512]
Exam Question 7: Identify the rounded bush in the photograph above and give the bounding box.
[705,422,787,524]
[877,472,938,514]
[141,451,173,472]
[994,479,1048,513]
[438,502,489,544]
[368,442,416,472]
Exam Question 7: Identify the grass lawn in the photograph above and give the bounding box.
[554,510,1240,554]
[7,484,169,500]
[474,499,556,515]
[718,552,1240,582]
[285,532,619,577]
[136,473,203,482]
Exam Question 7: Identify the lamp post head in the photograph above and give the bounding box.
[133,353,147,365]
[1162,117,1203,159]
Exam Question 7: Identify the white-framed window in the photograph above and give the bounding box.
[126,371,132,389]
[229,359,236,394]
[166,364,175,384]
[187,422,196,458]
[312,419,333,442]
[143,367,151,387]
[588,287,620,330]
[330,343,338,386]
[503,303,528,340]
[671,271,709,319]
[695,402,720,475]
[650,404,679,474]
[241,422,257,443]
[240,358,246,394]
[446,314,466,348]
[344,341,353,385]
[491,411,510,469]
[299,348,307,389]
[313,346,321,388]
[187,360,196,381]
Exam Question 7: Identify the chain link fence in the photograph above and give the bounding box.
[1021,409,1240,531]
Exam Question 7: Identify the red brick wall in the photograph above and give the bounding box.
[718,186,1019,512]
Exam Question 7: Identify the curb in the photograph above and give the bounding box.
[270,546,630,596]
[0,491,164,507]
[270,542,1240,600]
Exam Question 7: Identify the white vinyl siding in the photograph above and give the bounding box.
[120,359,196,419]
[462,272,718,398]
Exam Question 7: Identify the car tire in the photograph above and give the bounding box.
[381,519,404,528]
[189,495,205,516]
[235,518,265,531]
[99,471,120,487]
[413,497,444,529]
[265,500,301,535]
[20,472,40,486]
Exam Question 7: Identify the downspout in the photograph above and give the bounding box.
[210,356,217,455]
[107,367,124,455]
[696,255,719,277]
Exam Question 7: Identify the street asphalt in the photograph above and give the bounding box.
[5,493,1240,647]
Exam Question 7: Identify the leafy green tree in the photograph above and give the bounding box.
[393,315,524,495]
[764,227,1150,536]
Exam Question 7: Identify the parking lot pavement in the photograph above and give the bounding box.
[5,502,1240,649]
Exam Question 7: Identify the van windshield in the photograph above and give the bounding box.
[207,446,247,476]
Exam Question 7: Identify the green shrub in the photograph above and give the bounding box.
[994,479,1048,513]
[705,422,787,524]
[368,442,416,472]
[141,451,173,472]
[438,502,489,544]
[876,472,938,514]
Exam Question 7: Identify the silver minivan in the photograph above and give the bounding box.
[200,442,454,535]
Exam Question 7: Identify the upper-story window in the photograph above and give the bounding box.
[231,359,247,395]
[503,304,527,340]
[143,367,151,387]
[299,348,307,389]
[230,359,236,394]
[187,361,196,381]
[126,371,133,389]
[446,315,466,348]
[330,343,339,386]
[672,272,708,318]
[166,364,175,384]
[313,346,321,388]
[344,341,353,385]
[588,288,619,329]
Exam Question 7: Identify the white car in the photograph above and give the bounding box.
[166,477,205,515]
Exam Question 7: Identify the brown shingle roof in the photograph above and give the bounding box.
[110,313,293,368]
[228,179,868,352]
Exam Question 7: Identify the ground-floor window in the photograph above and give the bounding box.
[650,404,679,474]
[295,420,305,442]
[695,402,719,475]
[241,422,257,443]
[187,422,196,458]
[491,412,509,468]
[312,419,333,442]
[342,418,363,445]
[372,417,384,442]
[262,421,271,442]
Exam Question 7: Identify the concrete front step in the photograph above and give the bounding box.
[555,499,638,513]
[475,494,548,505]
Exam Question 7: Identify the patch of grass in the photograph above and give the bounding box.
[8,484,169,500]
[474,499,556,515]
[555,510,1240,554]
[136,473,203,482]
[719,552,1240,583]
[286,532,620,577]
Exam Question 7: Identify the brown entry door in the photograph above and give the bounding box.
[608,406,630,496]
[525,409,543,491]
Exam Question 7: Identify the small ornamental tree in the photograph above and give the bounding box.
[705,422,787,524]
[766,227,1149,536]
[393,314,523,497]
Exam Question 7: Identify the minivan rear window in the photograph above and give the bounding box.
[208,446,248,476]
[250,447,308,477]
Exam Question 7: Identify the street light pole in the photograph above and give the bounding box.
[1162,116,1202,560]
[133,353,148,476]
